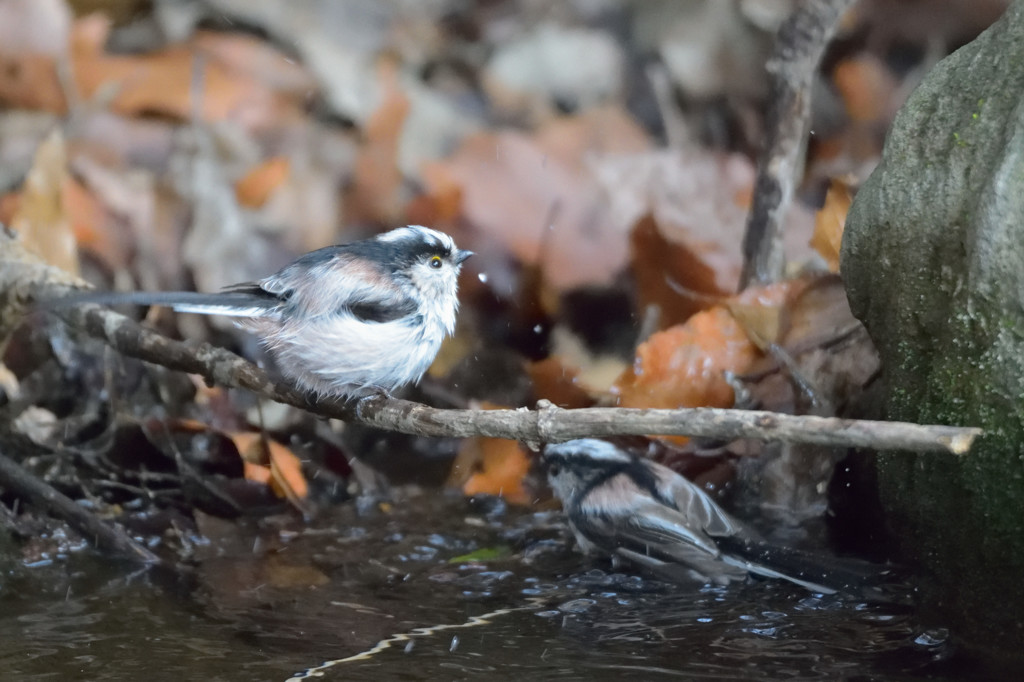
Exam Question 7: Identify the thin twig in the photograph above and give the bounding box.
[740,0,856,288]
[0,447,161,564]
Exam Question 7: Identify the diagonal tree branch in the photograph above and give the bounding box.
[740,0,857,288]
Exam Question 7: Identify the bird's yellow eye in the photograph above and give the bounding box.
[429,255,443,269]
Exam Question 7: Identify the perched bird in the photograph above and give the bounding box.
[544,439,876,594]
[49,226,472,399]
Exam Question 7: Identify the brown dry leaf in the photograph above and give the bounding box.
[427,106,651,292]
[0,53,66,113]
[0,192,21,226]
[10,130,79,274]
[458,437,531,504]
[833,55,898,124]
[527,356,595,409]
[231,432,310,509]
[70,156,157,274]
[594,150,756,296]
[409,160,463,225]
[235,156,291,209]
[810,180,851,271]
[0,0,71,113]
[348,57,410,224]
[777,275,861,351]
[738,274,878,433]
[243,461,272,486]
[62,175,119,263]
[451,403,532,504]
[725,279,811,350]
[630,214,728,329]
[70,17,300,129]
[613,306,760,442]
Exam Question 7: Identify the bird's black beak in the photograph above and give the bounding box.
[455,250,474,265]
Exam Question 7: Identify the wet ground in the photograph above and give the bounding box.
[0,493,993,681]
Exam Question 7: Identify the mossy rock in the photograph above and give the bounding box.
[841,2,1024,657]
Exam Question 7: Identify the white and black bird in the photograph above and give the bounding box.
[50,226,472,399]
[544,439,877,594]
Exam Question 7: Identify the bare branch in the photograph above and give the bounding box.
[740,0,856,288]
[3,237,981,457]
[0,446,161,564]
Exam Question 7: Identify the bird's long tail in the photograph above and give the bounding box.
[717,536,895,597]
[41,289,279,318]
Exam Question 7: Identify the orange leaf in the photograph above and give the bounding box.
[235,156,290,208]
[630,214,727,329]
[0,52,65,113]
[411,160,463,225]
[267,439,309,504]
[70,16,297,128]
[0,192,21,225]
[613,306,760,443]
[231,432,309,507]
[527,356,594,409]
[61,175,128,270]
[460,437,531,504]
[348,57,410,224]
[810,180,851,271]
[725,279,810,350]
[833,56,896,124]
[428,107,650,292]
[243,461,272,486]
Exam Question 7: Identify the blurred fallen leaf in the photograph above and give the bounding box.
[596,150,755,296]
[527,356,595,409]
[62,174,120,263]
[0,192,20,226]
[0,0,71,113]
[243,461,273,486]
[348,57,410,224]
[428,107,650,292]
[630,214,727,328]
[547,325,630,395]
[71,156,156,275]
[725,279,810,350]
[235,156,291,208]
[232,432,310,512]
[810,180,851,271]
[453,417,531,504]
[72,16,301,129]
[10,130,79,274]
[833,54,899,124]
[775,275,861,353]
[410,160,463,225]
[613,306,760,443]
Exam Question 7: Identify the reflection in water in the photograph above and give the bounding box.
[0,493,976,681]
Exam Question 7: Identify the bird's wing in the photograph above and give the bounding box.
[570,499,749,583]
[258,247,418,323]
[571,471,730,558]
[654,466,755,540]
